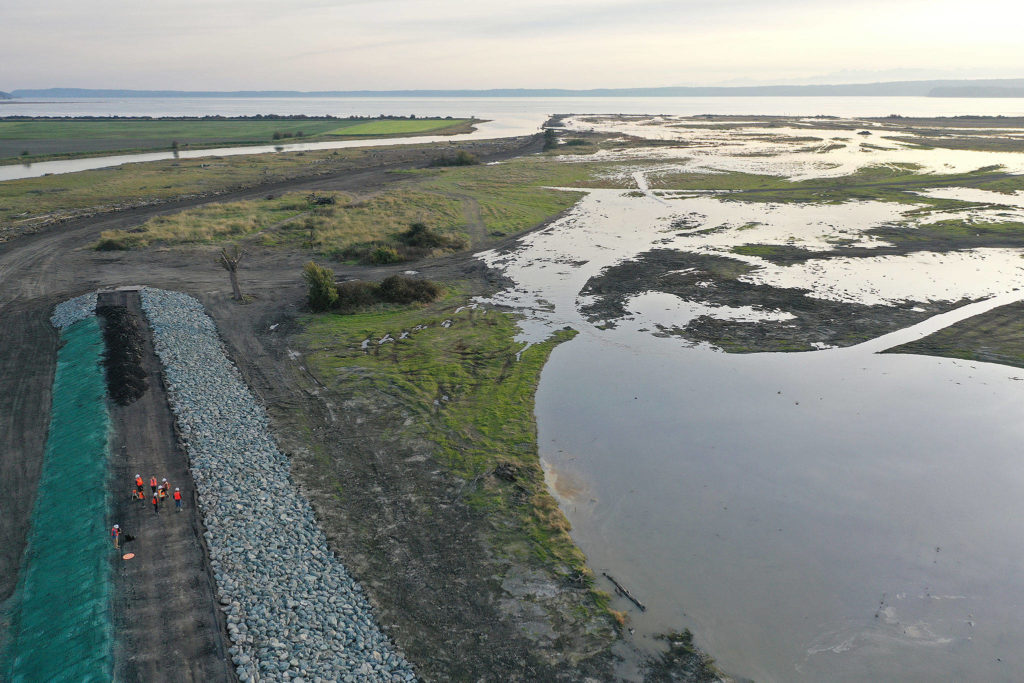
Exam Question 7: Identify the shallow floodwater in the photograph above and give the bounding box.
[478,185,1024,681]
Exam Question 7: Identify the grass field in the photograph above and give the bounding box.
[92,156,632,256]
[327,120,468,136]
[0,117,473,163]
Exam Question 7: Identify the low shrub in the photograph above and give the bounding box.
[429,150,479,167]
[335,280,379,313]
[369,245,402,264]
[378,274,443,304]
[303,261,339,311]
[305,269,443,314]
[95,236,130,251]
[398,222,469,252]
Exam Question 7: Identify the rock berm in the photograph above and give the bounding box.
[55,288,416,682]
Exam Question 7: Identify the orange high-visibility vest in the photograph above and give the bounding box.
[173,491,181,501]
[150,477,157,487]
[135,476,143,487]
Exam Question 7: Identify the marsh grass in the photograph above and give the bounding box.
[91,156,629,254]
[650,165,1024,206]
[303,300,592,582]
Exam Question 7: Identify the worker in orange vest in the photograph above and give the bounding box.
[158,486,167,506]
[111,524,120,549]
[135,474,144,494]
[173,487,182,512]
[152,491,159,514]
[150,476,158,494]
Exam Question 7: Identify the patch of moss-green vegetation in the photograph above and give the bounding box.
[581,249,959,353]
[651,165,1024,207]
[884,300,1024,369]
[302,298,595,585]
[643,629,724,682]
[730,243,809,259]
[871,218,1024,243]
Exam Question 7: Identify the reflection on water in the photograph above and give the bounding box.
[478,182,1024,681]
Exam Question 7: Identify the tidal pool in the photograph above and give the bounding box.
[478,184,1024,681]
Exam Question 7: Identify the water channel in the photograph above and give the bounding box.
[479,175,1024,680]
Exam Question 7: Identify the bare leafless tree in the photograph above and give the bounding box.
[217,246,246,301]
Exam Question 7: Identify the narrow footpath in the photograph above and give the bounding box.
[100,290,234,682]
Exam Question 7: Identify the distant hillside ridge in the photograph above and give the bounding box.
[0,91,11,99]
[10,79,1024,98]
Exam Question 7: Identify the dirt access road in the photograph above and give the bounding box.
[0,133,551,679]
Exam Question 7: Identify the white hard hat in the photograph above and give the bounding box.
[175,488,180,491]
[114,524,119,528]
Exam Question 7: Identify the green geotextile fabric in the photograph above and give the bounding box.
[2,317,113,682]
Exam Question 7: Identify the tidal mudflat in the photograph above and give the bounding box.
[480,115,1024,681]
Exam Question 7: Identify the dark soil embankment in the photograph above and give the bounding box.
[581,249,965,352]
[97,303,148,404]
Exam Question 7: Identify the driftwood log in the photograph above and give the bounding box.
[603,572,647,612]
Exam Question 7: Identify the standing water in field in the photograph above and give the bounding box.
[478,179,1024,680]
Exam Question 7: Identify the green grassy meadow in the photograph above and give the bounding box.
[0,117,473,163]
[302,298,592,578]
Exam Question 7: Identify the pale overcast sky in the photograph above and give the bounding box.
[2,0,1022,90]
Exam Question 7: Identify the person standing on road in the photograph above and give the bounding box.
[135,474,144,495]
[111,524,120,549]
[150,476,158,494]
[173,488,182,512]
[152,491,159,514]
[158,486,167,506]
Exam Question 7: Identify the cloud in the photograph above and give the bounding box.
[1,0,1020,89]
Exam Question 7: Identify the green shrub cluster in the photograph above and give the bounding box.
[304,261,443,313]
[428,150,480,167]
[303,261,339,311]
[341,222,469,264]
